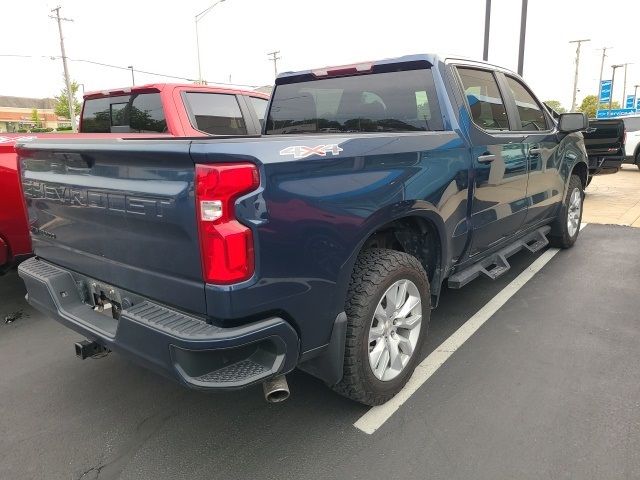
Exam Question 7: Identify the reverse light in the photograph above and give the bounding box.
[195,163,260,284]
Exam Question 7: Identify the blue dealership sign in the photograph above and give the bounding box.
[596,108,636,118]
[637,98,640,111]
[626,95,635,109]
[599,80,612,103]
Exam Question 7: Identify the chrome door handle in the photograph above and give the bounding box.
[477,154,496,164]
[528,147,541,155]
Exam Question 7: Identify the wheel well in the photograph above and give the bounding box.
[572,162,588,189]
[361,217,441,288]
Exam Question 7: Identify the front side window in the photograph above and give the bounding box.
[505,76,547,131]
[266,68,443,134]
[457,67,509,131]
[183,93,247,135]
[623,117,640,132]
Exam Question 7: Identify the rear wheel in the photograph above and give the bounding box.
[549,174,584,249]
[332,248,430,405]
[635,151,640,170]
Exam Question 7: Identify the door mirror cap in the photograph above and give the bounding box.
[558,112,589,133]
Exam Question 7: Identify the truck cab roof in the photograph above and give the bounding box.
[83,83,269,100]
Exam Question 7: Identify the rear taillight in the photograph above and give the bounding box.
[195,163,259,284]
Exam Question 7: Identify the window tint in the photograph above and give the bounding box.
[457,68,509,130]
[266,68,443,134]
[82,97,117,132]
[81,93,167,133]
[249,96,269,128]
[129,93,167,133]
[505,76,547,131]
[183,93,247,135]
[623,116,640,132]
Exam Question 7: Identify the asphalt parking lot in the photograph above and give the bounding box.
[2,223,640,480]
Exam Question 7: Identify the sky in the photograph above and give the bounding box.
[2,0,640,111]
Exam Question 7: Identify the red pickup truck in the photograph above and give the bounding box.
[0,83,269,271]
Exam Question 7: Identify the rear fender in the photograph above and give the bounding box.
[334,202,449,312]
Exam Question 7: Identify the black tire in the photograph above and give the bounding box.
[332,248,431,405]
[636,151,640,170]
[585,175,593,187]
[549,174,584,249]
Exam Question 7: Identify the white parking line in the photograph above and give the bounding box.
[354,224,588,434]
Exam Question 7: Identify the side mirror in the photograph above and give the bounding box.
[558,112,589,133]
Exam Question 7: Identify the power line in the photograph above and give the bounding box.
[0,53,261,89]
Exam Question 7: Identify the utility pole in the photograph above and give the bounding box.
[483,0,491,61]
[267,51,281,78]
[517,0,528,76]
[127,66,135,86]
[597,47,611,104]
[622,63,633,105]
[569,38,590,112]
[49,6,77,132]
[610,64,624,112]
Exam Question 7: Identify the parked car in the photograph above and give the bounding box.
[582,118,625,182]
[16,54,589,406]
[0,84,269,272]
[544,103,624,184]
[621,115,640,169]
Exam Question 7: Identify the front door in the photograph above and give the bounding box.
[501,75,563,225]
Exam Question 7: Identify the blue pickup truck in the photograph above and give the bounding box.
[16,54,589,406]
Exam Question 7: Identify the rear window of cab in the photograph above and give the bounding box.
[266,68,443,134]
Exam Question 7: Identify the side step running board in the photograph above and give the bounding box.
[448,226,551,289]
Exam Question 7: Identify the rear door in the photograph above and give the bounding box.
[454,66,529,256]
[501,74,563,226]
[19,139,206,314]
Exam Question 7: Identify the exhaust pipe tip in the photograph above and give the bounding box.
[263,375,290,403]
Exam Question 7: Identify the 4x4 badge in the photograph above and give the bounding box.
[279,144,344,159]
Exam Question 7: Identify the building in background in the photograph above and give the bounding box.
[0,96,71,132]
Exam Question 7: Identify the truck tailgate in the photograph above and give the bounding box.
[18,139,206,314]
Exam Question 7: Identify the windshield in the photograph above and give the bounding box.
[265,68,443,134]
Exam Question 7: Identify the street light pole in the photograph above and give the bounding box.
[49,6,77,132]
[483,0,491,61]
[127,66,135,86]
[517,0,528,76]
[569,38,590,112]
[195,0,226,84]
[597,47,611,104]
[622,63,633,105]
[610,64,624,113]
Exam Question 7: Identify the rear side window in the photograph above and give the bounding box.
[81,93,167,133]
[505,76,548,131]
[457,68,509,131]
[183,93,247,135]
[266,68,443,134]
[249,96,269,128]
[623,117,640,132]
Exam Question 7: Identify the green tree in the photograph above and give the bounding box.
[30,108,41,127]
[54,80,82,119]
[543,100,566,114]
[577,95,620,118]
